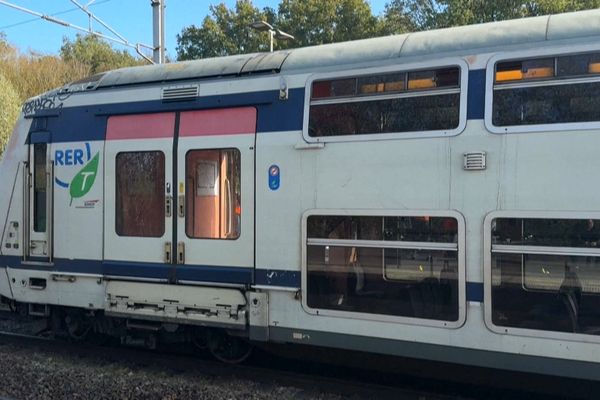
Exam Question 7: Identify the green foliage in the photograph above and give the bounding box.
[386,0,600,29]
[0,32,145,157]
[176,0,380,60]
[177,0,600,60]
[276,0,380,48]
[60,34,144,75]
[0,72,20,157]
[380,0,438,34]
[176,1,273,59]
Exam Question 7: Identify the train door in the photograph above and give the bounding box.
[24,137,53,261]
[175,108,256,284]
[104,113,175,274]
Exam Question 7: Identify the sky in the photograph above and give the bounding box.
[0,1,389,59]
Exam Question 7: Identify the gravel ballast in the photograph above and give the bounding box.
[0,341,348,400]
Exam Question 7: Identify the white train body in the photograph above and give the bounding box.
[2,9,600,379]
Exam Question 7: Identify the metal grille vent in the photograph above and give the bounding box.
[463,151,486,171]
[162,86,199,102]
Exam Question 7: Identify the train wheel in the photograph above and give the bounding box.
[207,330,252,364]
[65,312,92,341]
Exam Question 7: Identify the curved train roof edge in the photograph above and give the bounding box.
[87,8,600,90]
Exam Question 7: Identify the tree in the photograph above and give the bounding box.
[276,0,380,48]
[380,0,439,34]
[176,0,381,60]
[385,0,600,31]
[60,34,144,75]
[176,1,271,60]
[0,72,20,157]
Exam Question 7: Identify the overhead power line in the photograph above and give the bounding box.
[0,0,154,63]
[0,0,110,30]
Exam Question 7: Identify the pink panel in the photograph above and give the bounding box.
[179,107,257,137]
[107,113,175,140]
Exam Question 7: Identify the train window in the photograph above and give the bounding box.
[492,52,600,127]
[185,149,241,240]
[115,151,165,237]
[33,143,47,233]
[306,215,459,322]
[308,67,461,138]
[491,217,600,335]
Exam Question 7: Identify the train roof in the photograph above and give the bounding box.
[78,9,600,91]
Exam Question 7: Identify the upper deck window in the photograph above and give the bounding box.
[492,52,600,127]
[308,67,461,138]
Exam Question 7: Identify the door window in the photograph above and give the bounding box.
[115,151,165,237]
[33,143,47,233]
[185,149,241,240]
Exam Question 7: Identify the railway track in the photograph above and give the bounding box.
[0,325,460,400]
[0,312,596,400]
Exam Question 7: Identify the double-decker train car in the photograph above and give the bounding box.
[2,9,600,379]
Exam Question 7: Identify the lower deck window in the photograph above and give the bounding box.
[491,218,600,335]
[306,215,459,322]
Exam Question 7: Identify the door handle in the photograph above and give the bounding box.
[177,242,185,265]
[165,242,172,264]
[178,195,185,218]
[165,196,173,218]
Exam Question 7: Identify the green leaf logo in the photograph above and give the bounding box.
[69,152,99,206]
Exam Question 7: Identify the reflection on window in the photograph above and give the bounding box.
[306,215,459,322]
[33,143,47,233]
[493,52,600,127]
[493,218,600,247]
[491,217,600,335]
[309,67,461,137]
[186,149,241,240]
[116,151,165,237]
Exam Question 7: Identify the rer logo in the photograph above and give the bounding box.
[54,143,100,206]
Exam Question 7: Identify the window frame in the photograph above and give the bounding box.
[302,58,469,143]
[485,43,600,135]
[301,209,466,329]
[484,210,600,343]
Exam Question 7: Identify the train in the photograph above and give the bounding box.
[1,8,600,379]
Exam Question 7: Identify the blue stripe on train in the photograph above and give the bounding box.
[0,256,252,285]
[28,88,306,143]
[466,281,484,302]
[255,269,300,287]
[0,255,486,302]
[467,69,486,120]
[29,69,487,144]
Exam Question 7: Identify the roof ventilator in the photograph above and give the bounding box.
[463,151,486,171]
[162,85,199,103]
